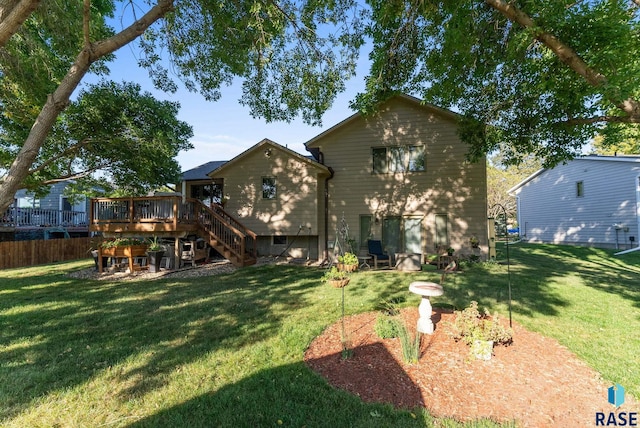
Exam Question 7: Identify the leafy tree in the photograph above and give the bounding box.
[591,129,640,155]
[0,0,364,212]
[487,152,541,221]
[356,0,640,168]
[22,81,193,196]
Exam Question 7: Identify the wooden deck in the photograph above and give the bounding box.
[90,196,257,267]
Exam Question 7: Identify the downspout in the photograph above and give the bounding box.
[615,174,640,255]
[324,167,335,264]
[314,149,335,265]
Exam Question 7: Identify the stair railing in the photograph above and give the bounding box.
[190,200,256,263]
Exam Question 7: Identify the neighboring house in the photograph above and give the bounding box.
[1,181,90,241]
[180,94,488,261]
[509,155,640,250]
[14,181,89,216]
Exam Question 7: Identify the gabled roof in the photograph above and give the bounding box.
[181,160,228,181]
[508,154,640,194]
[304,93,461,149]
[208,138,330,177]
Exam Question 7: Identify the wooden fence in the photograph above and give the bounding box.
[0,237,92,270]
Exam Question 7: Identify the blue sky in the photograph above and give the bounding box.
[82,40,371,172]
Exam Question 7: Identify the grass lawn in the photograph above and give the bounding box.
[1,243,638,427]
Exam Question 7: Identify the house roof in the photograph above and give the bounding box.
[208,138,330,177]
[304,93,461,149]
[181,160,228,181]
[508,154,640,194]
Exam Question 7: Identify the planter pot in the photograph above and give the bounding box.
[98,245,148,273]
[328,278,350,288]
[147,250,165,273]
[470,339,494,360]
[337,262,358,273]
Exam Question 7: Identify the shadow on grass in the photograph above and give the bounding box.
[0,263,324,420]
[126,357,430,428]
[2,244,638,423]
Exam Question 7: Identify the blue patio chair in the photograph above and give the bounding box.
[367,239,391,269]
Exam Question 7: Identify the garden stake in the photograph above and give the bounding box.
[491,203,513,328]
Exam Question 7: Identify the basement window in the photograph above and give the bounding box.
[273,236,287,245]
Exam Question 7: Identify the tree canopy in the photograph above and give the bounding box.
[356,0,640,167]
[30,81,193,196]
[0,0,364,212]
[3,0,639,214]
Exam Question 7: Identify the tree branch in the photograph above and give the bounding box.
[39,162,112,185]
[28,138,93,175]
[484,0,640,120]
[562,115,640,126]
[0,0,40,47]
[83,0,90,48]
[40,172,96,185]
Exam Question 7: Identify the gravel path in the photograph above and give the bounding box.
[68,257,315,281]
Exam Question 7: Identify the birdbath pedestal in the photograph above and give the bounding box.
[409,281,444,334]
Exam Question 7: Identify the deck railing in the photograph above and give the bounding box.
[1,206,88,228]
[90,196,256,264]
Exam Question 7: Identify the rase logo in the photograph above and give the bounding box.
[596,384,638,426]
[610,384,626,408]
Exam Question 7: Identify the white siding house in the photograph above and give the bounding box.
[509,155,640,250]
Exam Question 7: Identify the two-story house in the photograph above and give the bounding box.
[179,94,488,263]
[509,155,640,250]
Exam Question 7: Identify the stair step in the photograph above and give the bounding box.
[194,201,256,268]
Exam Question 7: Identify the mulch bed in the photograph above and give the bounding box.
[304,308,639,427]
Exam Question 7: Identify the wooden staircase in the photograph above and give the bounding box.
[191,201,257,268]
[89,196,257,268]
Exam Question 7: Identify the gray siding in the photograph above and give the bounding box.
[15,182,88,212]
[514,158,640,249]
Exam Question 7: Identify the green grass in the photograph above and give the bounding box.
[1,243,638,427]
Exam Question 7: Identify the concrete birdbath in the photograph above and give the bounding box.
[409,281,444,334]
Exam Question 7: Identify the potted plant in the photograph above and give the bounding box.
[337,252,358,272]
[447,247,455,256]
[146,236,165,273]
[323,266,350,288]
[447,301,513,360]
[469,236,480,248]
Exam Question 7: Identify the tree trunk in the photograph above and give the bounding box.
[0,0,174,213]
[0,0,40,47]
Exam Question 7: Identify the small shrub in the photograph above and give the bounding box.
[341,335,353,359]
[447,301,513,345]
[374,316,400,339]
